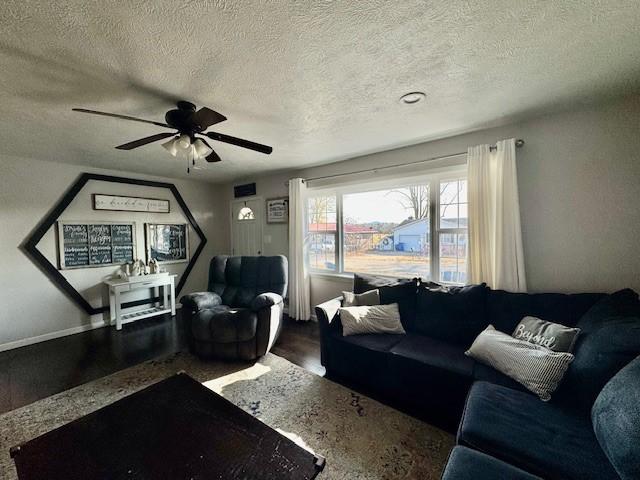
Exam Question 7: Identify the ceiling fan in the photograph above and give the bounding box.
[72,101,272,171]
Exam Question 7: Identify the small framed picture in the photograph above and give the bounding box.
[266,197,289,224]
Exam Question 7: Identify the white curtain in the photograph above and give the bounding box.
[288,178,311,320]
[467,138,527,292]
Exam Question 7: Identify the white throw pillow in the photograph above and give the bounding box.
[339,303,406,336]
[342,289,380,307]
[466,325,574,401]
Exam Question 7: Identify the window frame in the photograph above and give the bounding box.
[305,167,467,284]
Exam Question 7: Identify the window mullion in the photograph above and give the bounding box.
[429,178,438,282]
[336,194,344,273]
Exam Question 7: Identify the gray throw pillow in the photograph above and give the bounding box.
[512,316,581,352]
[342,289,380,307]
[466,325,574,401]
[339,303,405,336]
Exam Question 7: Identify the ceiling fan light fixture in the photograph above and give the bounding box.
[161,137,179,156]
[193,138,213,158]
[176,134,191,149]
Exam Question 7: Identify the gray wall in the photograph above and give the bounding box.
[225,95,640,304]
[0,155,230,349]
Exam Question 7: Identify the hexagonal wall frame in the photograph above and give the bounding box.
[22,173,207,315]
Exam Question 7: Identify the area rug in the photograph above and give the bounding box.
[0,352,454,479]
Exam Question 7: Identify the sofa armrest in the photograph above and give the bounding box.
[251,292,284,312]
[180,292,222,312]
[315,296,343,328]
[315,296,343,368]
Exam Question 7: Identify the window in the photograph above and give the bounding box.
[306,195,337,271]
[237,206,255,220]
[342,186,430,279]
[438,179,468,283]
[305,172,468,284]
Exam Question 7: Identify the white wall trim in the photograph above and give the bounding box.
[0,302,184,353]
[0,318,108,353]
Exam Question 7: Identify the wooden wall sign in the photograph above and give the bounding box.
[22,173,207,315]
[93,194,170,213]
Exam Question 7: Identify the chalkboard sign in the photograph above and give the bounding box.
[89,224,111,245]
[58,222,135,269]
[145,223,189,264]
[63,224,88,244]
[64,245,89,267]
[112,244,134,264]
[112,224,133,243]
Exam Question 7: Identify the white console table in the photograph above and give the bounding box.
[104,274,177,330]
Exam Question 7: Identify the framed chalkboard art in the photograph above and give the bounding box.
[145,223,189,264]
[57,221,136,269]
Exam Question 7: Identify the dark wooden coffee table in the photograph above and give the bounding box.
[10,373,325,479]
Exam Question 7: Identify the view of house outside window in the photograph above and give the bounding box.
[343,186,431,279]
[306,176,468,283]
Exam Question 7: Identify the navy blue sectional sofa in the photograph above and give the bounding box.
[315,275,640,480]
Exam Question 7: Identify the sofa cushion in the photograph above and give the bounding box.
[472,362,527,391]
[458,381,619,480]
[390,334,474,377]
[556,292,640,413]
[378,282,418,330]
[577,289,640,333]
[413,283,488,346]
[442,446,542,480]
[487,290,603,334]
[352,273,415,294]
[592,355,640,480]
[323,332,402,387]
[338,332,405,352]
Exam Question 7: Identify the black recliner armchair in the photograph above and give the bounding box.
[180,255,288,361]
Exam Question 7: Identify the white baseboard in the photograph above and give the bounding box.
[0,318,108,353]
[0,302,183,353]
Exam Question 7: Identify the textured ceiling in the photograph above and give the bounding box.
[1,1,639,183]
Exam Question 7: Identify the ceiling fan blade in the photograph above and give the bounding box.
[205,131,272,154]
[72,108,172,128]
[192,107,227,130]
[196,138,222,162]
[115,132,175,150]
[205,149,222,163]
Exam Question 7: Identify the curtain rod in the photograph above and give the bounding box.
[302,139,525,184]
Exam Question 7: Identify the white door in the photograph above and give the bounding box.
[231,198,264,256]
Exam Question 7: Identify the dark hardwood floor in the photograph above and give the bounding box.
[0,311,323,415]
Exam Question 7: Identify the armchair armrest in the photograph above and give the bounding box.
[180,292,222,312]
[251,292,284,312]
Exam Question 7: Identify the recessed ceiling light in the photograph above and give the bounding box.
[400,92,426,105]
